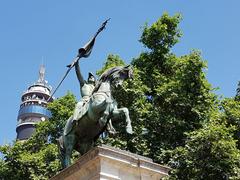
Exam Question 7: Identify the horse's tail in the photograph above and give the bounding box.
[57,136,65,169]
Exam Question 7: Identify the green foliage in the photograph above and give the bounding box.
[0,93,76,180]
[0,141,60,180]
[140,13,182,53]
[221,98,240,149]
[47,92,76,143]
[168,120,240,179]
[235,81,240,100]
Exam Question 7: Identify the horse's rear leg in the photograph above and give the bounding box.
[106,119,117,135]
[57,136,65,169]
[113,107,133,134]
[59,133,76,168]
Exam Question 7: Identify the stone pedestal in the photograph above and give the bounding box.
[51,145,170,180]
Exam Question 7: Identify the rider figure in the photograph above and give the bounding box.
[72,60,95,122]
[72,61,116,135]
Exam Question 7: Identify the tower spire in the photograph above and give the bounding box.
[38,64,45,84]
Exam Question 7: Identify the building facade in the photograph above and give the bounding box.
[16,65,53,140]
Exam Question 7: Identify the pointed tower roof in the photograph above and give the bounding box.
[27,65,52,93]
[38,64,46,84]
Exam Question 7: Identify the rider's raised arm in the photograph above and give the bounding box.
[75,61,85,88]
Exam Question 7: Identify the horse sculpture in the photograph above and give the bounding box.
[58,65,133,168]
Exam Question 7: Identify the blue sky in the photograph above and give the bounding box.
[1,1,240,145]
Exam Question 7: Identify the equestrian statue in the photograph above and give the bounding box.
[58,63,133,168]
[49,19,134,168]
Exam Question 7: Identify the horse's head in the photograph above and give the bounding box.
[119,65,133,80]
[112,65,133,87]
[93,65,133,93]
[103,65,133,88]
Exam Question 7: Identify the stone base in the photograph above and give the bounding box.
[51,145,170,180]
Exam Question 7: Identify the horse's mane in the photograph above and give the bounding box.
[99,66,124,82]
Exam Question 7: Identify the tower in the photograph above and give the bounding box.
[16,65,53,140]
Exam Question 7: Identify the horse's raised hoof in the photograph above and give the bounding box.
[126,126,133,134]
[108,131,118,137]
[108,129,117,136]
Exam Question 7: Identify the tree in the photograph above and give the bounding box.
[221,98,240,149]
[235,81,240,100]
[168,117,240,179]
[165,85,240,179]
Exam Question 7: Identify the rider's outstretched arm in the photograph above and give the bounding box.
[75,61,85,88]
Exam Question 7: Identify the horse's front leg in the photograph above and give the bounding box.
[112,107,133,134]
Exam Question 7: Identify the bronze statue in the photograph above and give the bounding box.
[58,65,133,168]
[50,19,133,168]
